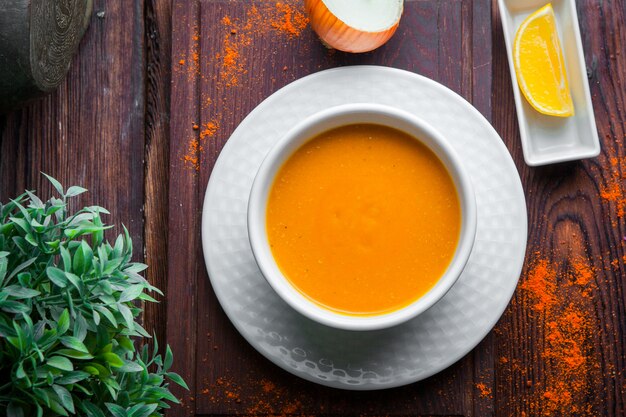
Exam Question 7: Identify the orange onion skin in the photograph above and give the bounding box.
[305,0,401,53]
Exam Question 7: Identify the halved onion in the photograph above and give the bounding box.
[305,0,404,53]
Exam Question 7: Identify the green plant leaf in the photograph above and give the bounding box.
[102,352,124,368]
[0,251,8,286]
[61,335,89,353]
[94,305,117,328]
[16,362,26,379]
[7,258,36,282]
[65,186,88,198]
[56,349,94,360]
[123,263,148,274]
[42,173,64,196]
[132,321,151,338]
[53,384,76,414]
[37,328,58,349]
[105,403,128,417]
[73,241,94,275]
[10,217,32,234]
[112,235,124,258]
[128,403,158,417]
[57,309,70,334]
[98,279,114,295]
[13,321,27,351]
[45,200,65,217]
[80,401,107,417]
[33,387,51,407]
[137,292,158,302]
[60,246,72,272]
[7,402,25,417]
[117,336,134,352]
[103,377,120,399]
[16,271,32,287]
[119,284,144,303]
[143,386,178,403]
[64,272,82,292]
[9,198,31,221]
[48,397,69,417]
[30,218,45,232]
[46,239,60,250]
[167,372,189,390]
[85,362,109,377]
[118,360,144,373]
[55,370,90,385]
[24,233,38,247]
[83,365,100,375]
[47,356,73,371]
[47,267,68,288]
[117,303,135,330]
[25,190,44,208]
[164,345,173,370]
[73,313,88,341]
[92,309,101,325]
[0,300,30,313]
[3,285,40,299]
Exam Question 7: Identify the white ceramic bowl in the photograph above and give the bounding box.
[248,103,477,331]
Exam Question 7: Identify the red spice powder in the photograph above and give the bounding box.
[260,379,275,393]
[217,44,243,87]
[176,26,201,81]
[571,258,595,286]
[600,152,626,218]
[517,256,600,416]
[202,375,306,415]
[182,139,200,168]
[519,259,556,312]
[215,2,307,88]
[177,1,309,171]
[272,2,309,38]
[199,121,218,140]
[182,121,219,170]
[475,382,492,398]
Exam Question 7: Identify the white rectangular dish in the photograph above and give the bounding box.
[498,0,600,166]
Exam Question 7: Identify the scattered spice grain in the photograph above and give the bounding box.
[517,256,601,416]
[475,382,492,398]
[599,150,626,218]
[202,374,308,416]
[271,2,309,38]
[178,1,309,170]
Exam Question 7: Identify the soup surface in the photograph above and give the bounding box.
[266,123,461,316]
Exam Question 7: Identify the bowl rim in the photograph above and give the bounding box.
[247,103,477,331]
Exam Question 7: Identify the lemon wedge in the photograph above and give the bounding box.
[513,3,574,117]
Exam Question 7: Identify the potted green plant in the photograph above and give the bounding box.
[0,175,187,416]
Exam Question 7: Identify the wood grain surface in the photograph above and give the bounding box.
[491,1,626,416]
[0,0,145,244]
[1,0,625,416]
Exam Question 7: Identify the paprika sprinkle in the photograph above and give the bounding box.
[516,256,601,416]
[178,0,310,170]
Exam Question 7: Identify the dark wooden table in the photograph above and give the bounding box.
[2,1,625,416]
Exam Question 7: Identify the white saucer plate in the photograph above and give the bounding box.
[201,66,528,390]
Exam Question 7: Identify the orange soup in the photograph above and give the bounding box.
[266,124,461,316]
